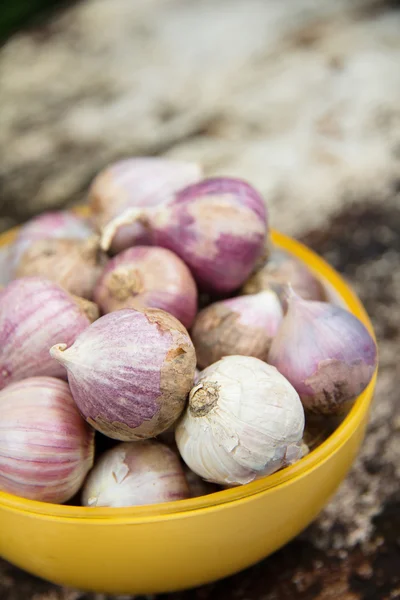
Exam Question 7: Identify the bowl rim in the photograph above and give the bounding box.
[0,225,378,521]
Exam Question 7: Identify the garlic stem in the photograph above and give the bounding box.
[49,343,68,363]
[189,382,220,417]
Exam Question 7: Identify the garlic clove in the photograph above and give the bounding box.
[268,293,377,415]
[242,247,326,308]
[94,246,198,329]
[0,277,93,389]
[89,157,203,253]
[50,308,196,441]
[9,210,92,277]
[15,236,107,300]
[175,355,305,486]
[82,440,189,507]
[0,376,94,503]
[191,290,283,368]
[101,177,268,294]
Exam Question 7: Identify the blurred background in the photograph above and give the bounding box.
[0,1,399,599]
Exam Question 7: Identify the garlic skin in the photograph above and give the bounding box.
[10,210,92,277]
[89,157,202,253]
[94,246,198,329]
[101,177,268,294]
[175,356,305,486]
[192,290,283,368]
[50,308,196,441]
[0,277,92,389]
[70,295,100,323]
[242,248,326,307]
[0,377,94,503]
[82,440,189,508]
[268,294,377,415]
[15,236,106,300]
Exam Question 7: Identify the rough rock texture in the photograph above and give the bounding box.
[1,0,400,234]
[0,0,400,599]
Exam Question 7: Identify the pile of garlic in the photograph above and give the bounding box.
[0,158,377,508]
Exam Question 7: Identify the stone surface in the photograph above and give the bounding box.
[0,0,400,234]
[0,0,400,599]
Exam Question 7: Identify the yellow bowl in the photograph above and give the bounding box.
[0,223,377,595]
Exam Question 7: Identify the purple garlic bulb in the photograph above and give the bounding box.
[192,290,283,368]
[94,246,198,329]
[268,293,377,415]
[0,277,93,389]
[15,236,106,300]
[101,178,268,293]
[89,157,203,253]
[50,308,196,441]
[0,376,94,503]
[10,210,92,277]
[242,247,326,308]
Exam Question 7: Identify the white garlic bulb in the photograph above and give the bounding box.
[82,440,189,507]
[175,356,305,486]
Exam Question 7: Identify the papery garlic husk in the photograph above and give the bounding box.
[0,277,93,389]
[94,246,198,329]
[89,157,203,253]
[175,356,305,486]
[70,295,100,323]
[191,290,283,369]
[0,377,94,503]
[50,308,196,441]
[15,236,106,299]
[82,440,189,507]
[101,177,268,294]
[9,210,92,276]
[242,247,326,308]
[268,293,377,415]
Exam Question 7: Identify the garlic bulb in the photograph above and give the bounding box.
[89,157,202,253]
[82,440,189,507]
[191,290,283,368]
[0,277,93,389]
[0,377,94,503]
[50,308,196,441]
[94,246,198,329]
[15,236,106,299]
[268,292,377,414]
[175,356,305,485]
[101,177,268,294]
[9,210,92,276]
[242,247,326,307]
